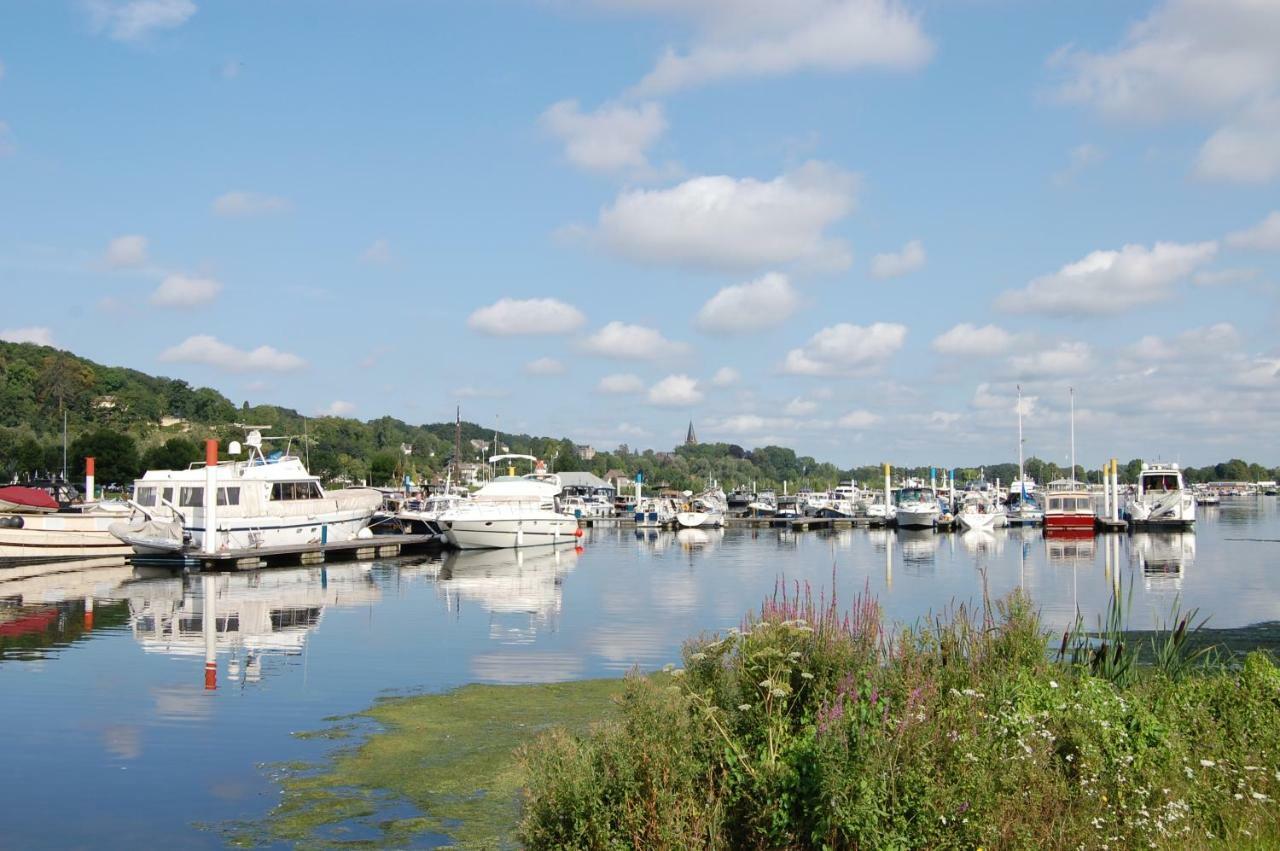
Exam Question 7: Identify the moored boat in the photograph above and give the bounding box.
[1125,463,1195,529]
[439,455,578,550]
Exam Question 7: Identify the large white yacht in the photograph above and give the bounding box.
[1125,462,1195,529]
[438,455,578,550]
[109,430,382,557]
[895,485,941,529]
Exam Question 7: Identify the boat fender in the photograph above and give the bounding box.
[574,527,584,538]
[0,515,23,529]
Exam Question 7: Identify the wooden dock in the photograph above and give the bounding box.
[131,532,444,571]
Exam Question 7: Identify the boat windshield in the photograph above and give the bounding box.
[1142,474,1180,491]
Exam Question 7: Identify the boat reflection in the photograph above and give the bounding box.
[1130,532,1195,591]
[436,544,579,644]
[1044,530,1096,565]
[959,528,1006,557]
[674,527,722,554]
[125,564,380,688]
[897,529,939,571]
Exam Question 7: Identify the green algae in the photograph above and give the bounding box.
[228,679,625,849]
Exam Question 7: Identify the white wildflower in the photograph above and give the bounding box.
[738,704,752,711]
[1200,759,1216,768]
[1050,680,1059,689]
[800,672,814,680]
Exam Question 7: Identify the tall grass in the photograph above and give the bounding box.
[519,583,1280,849]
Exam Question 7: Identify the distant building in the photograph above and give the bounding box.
[603,468,628,491]
[685,420,698,446]
[575,444,596,461]
[160,416,188,429]
[94,395,118,410]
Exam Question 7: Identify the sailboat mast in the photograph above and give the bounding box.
[1017,384,1024,488]
[453,405,462,481]
[1069,387,1076,484]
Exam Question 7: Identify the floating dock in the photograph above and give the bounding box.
[131,532,444,572]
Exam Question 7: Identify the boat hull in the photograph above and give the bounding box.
[957,511,999,533]
[895,506,939,529]
[444,516,578,550]
[1043,514,1096,532]
[0,512,135,565]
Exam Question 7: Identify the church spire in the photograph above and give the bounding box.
[685,419,698,446]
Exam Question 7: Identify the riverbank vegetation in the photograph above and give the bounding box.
[233,586,1279,849]
[4,339,1279,491]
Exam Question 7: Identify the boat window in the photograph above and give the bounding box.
[218,487,240,506]
[304,482,322,499]
[162,487,174,505]
[1048,497,1061,511]
[135,486,156,507]
[271,482,293,500]
[179,487,204,507]
[1144,474,1178,491]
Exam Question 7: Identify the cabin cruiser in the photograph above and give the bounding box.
[675,485,727,529]
[109,430,383,557]
[1192,486,1220,506]
[0,476,134,564]
[1043,479,1095,533]
[862,491,896,525]
[727,488,753,513]
[634,497,678,528]
[747,491,778,517]
[395,491,468,536]
[438,455,577,550]
[1125,463,1195,528]
[895,486,941,529]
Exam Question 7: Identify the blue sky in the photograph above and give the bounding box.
[1,0,1277,467]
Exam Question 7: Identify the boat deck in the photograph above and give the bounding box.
[131,533,444,571]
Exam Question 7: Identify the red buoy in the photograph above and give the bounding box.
[574,527,584,538]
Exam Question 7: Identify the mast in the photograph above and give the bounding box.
[453,405,462,482]
[1069,386,1076,485]
[1017,384,1025,495]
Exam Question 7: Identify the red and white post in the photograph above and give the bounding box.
[85,457,95,502]
[203,439,218,555]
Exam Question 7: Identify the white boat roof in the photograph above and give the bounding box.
[135,456,318,483]
[473,475,561,500]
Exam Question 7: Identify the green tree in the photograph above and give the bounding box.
[142,437,202,472]
[69,428,141,486]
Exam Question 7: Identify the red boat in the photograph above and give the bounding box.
[0,486,60,514]
[1043,480,1096,533]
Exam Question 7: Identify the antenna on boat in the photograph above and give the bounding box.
[1069,386,1076,485]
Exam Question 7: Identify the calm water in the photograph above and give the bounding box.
[2,497,1278,848]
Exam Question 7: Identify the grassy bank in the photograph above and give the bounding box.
[231,594,1280,849]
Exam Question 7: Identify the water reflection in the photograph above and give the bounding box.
[436,544,578,645]
[1131,532,1195,592]
[897,529,939,571]
[1044,531,1097,565]
[125,564,380,690]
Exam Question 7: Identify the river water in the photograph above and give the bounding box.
[2,497,1278,848]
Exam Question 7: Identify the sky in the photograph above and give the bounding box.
[0,0,1278,468]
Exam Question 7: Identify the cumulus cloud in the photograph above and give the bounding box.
[594,161,857,273]
[996,241,1217,316]
[320,400,355,417]
[467,298,586,336]
[452,385,509,399]
[597,373,646,394]
[212,190,291,217]
[1195,99,1280,184]
[1050,1,1280,183]
[1193,267,1258,287]
[647,374,703,407]
[784,397,818,416]
[1008,341,1093,378]
[710,366,740,386]
[581,321,686,359]
[869,239,925,279]
[1226,210,1280,251]
[360,238,392,265]
[621,0,934,96]
[86,0,197,42]
[1,326,55,346]
[837,409,880,428]
[102,234,148,268]
[159,335,306,373]
[150,274,221,307]
[695,272,799,333]
[1127,322,1241,362]
[780,322,907,376]
[931,323,1016,356]
[541,99,667,173]
[524,357,566,376]
[1051,143,1106,186]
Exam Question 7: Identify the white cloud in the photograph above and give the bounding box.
[931,323,1016,357]
[1193,267,1258,286]
[0,326,54,346]
[159,335,306,373]
[1052,143,1106,186]
[211,190,291,217]
[622,0,934,96]
[1008,341,1093,378]
[780,322,907,376]
[710,366,740,386]
[1195,98,1280,184]
[104,234,148,268]
[695,272,799,333]
[1128,322,1241,362]
[467,298,586,336]
[784,397,818,416]
[1050,0,1280,121]
[524,357,566,376]
[996,241,1217,316]
[452,385,509,399]
[837,409,879,428]
[869,239,925,279]
[320,400,355,417]
[1226,211,1280,251]
[360,238,392,265]
[541,99,667,173]
[581,321,686,359]
[0,121,15,157]
[647,374,703,407]
[594,161,857,273]
[86,0,197,42]
[150,273,221,307]
[597,373,646,394]
[972,383,1037,416]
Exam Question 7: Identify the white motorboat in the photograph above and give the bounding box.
[0,501,134,565]
[439,455,578,550]
[634,497,677,528]
[674,488,727,529]
[1125,462,1195,529]
[747,491,777,517]
[1007,386,1044,526]
[109,429,382,557]
[956,491,1004,532]
[862,491,896,524]
[895,485,941,529]
[395,491,468,536]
